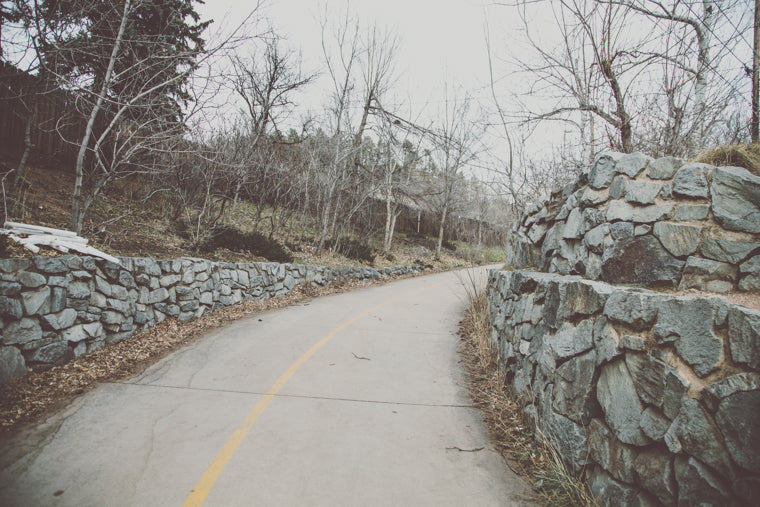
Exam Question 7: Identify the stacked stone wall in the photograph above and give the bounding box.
[488,269,760,506]
[0,255,427,383]
[507,152,760,291]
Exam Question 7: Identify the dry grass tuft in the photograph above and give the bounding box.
[458,278,597,507]
[694,143,760,176]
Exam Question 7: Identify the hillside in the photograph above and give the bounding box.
[0,156,503,268]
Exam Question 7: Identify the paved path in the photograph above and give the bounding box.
[0,266,534,506]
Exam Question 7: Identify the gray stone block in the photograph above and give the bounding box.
[739,254,760,291]
[609,221,634,240]
[673,162,712,198]
[588,466,640,506]
[580,187,609,206]
[28,341,69,364]
[711,165,760,233]
[678,256,737,293]
[702,372,760,412]
[42,308,77,331]
[701,237,760,265]
[641,407,671,441]
[675,457,731,506]
[625,181,661,205]
[547,412,589,472]
[588,418,637,483]
[0,296,23,319]
[648,156,683,179]
[0,280,21,297]
[606,200,674,223]
[714,389,760,473]
[0,258,32,273]
[616,152,652,178]
[654,298,723,377]
[602,235,685,287]
[603,290,658,329]
[589,153,622,189]
[67,280,91,299]
[0,346,27,384]
[675,399,733,476]
[674,204,709,221]
[727,306,760,370]
[633,448,676,505]
[17,271,46,288]
[22,286,50,316]
[33,257,68,274]
[652,222,703,257]
[3,318,42,345]
[553,349,597,424]
[597,359,649,446]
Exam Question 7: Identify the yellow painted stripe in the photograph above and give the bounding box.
[183,281,439,506]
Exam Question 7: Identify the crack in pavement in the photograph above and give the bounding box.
[105,380,476,409]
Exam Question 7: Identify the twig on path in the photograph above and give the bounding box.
[352,352,371,360]
[446,446,485,452]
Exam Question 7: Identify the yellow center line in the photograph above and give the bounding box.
[182,281,441,506]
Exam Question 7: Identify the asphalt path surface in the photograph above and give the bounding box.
[0,266,534,506]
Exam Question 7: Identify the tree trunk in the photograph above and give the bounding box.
[435,205,448,259]
[12,106,35,196]
[70,0,132,234]
[383,184,393,254]
[753,0,760,142]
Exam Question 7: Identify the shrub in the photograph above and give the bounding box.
[201,226,293,263]
[695,144,760,176]
[335,237,375,264]
[442,239,457,252]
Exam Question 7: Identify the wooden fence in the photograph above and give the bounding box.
[0,61,83,167]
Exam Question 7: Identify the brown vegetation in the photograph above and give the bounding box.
[458,282,597,507]
[694,143,760,177]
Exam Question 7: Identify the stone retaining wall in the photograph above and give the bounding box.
[488,269,759,506]
[507,152,760,291]
[0,255,428,383]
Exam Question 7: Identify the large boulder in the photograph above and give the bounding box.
[711,165,760,233]
[740,254,760,291]
[552,349,597,424]
[606,201,674,223]
[674,399,733,476]
[597,359,649,446]
[714,389,760,473]
[700,237,760,264]
[588,419,637,483]
[673,162,712,198]
[678,256,737,293]
[675,457,731,506]
[589,153,621,189]
[624,181,661,205]
[727,306,760,370]
[0,346,27,384]
[647,156,683,180]
[652,222,703,257]
[601,236,685,287]
[615,152,652,178]
[653,297,723,377]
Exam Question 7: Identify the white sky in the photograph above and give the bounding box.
[196,0,506,128]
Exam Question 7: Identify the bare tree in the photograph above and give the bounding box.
[428,85,482,259]
[312,6,400,251]
[228,35,313,208]
[15,0,263,234]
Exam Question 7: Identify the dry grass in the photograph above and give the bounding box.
[458,278,597,507]
[694,143,760,176]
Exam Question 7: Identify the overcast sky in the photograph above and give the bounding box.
[196,0,507,128]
